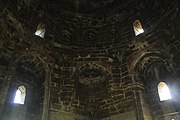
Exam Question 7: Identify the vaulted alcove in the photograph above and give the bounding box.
[0,55,50,120]
[73,63,111,118]
[133,53,178,120]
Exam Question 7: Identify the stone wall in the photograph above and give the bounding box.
[0,0,180,120]
[49,111,91,120]
[101,111,136,120]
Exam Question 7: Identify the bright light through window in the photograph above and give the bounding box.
[14,86,26,104]
[133,20,144,36]
[35,30,45,38]
[35,23,45,38]
[158,82,172,101]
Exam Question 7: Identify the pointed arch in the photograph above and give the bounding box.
[14,85,26,104]
[133,20,144,36]
[158,82,172,101]
[1,52,51,120]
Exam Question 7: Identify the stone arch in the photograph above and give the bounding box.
[72,63,112,116]
[73,63,112,77]
[129,51,176,119]
[73,63,112,88]
[129,51,174,88]
[1,51,51,120]
[130,51,173,74]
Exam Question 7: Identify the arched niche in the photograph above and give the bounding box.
[129,51,173,74]
[131,51,174,93]
[1,54,50,120]
[132,52,175,119]
[72,63,111,117]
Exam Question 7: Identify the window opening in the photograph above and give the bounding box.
[14,86,26,104]
[133,20,144,36]
[158,82,172,101]
[35,23,45,38]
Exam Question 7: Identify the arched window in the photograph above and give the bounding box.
[35,23,45,38]
[158,82,172,101]
[14,86,26,104]
[133,20,144,36]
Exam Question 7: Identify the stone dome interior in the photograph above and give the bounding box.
[0,0,180,120]
[5,0,175,48]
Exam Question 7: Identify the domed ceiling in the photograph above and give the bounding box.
[7,0,177,48]
[46,0,118,14]
[20,0,132,14]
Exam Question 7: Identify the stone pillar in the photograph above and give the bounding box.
[131,74,153,120]
[0,68,12,114]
